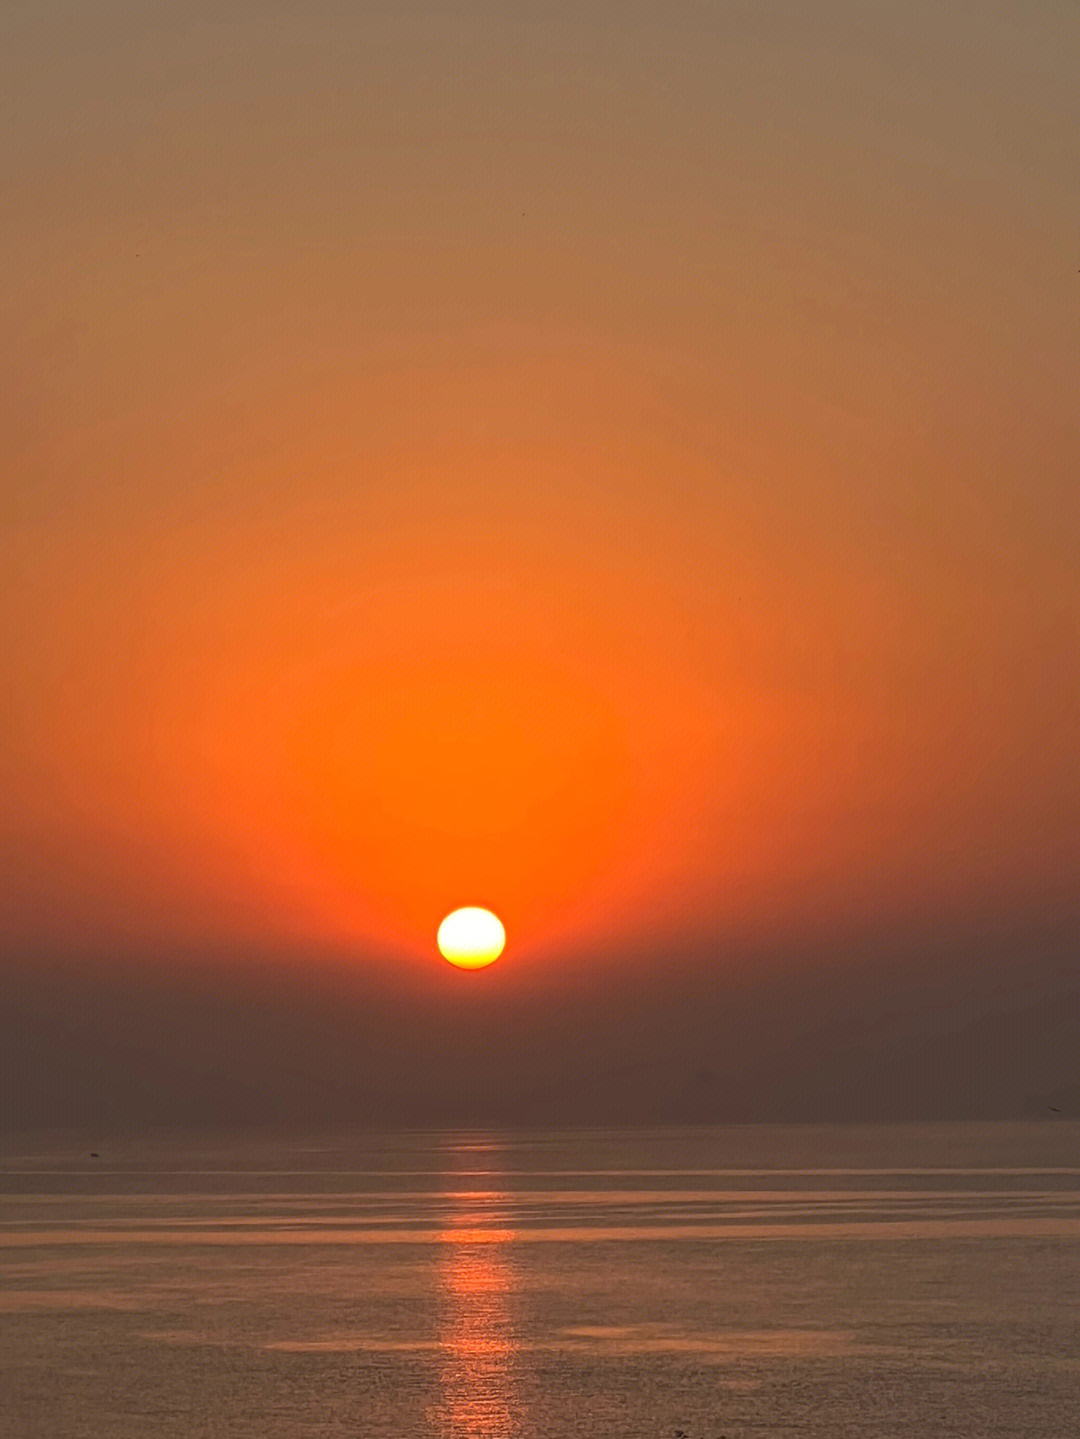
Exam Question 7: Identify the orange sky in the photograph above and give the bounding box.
[3,1,1078,977]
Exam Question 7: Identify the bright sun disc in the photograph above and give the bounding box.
[437,907,506,968]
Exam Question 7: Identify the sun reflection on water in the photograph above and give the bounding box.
[431,1150,524,1439]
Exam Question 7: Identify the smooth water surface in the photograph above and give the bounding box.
[2,1125,1079,1437]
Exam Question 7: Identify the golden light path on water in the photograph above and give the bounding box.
[432,1141,524,1438]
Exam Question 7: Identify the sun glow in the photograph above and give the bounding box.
[437,908,506,969]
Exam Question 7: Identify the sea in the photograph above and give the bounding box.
[2,1124,1079,1438]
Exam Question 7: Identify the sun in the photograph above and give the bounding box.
[437,907,506,969]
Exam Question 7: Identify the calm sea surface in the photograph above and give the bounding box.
[2,1124,1079,1437]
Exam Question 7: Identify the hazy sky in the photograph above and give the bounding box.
[2,2,1077,1125]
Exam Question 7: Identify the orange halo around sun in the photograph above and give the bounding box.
[437,908,506,968]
